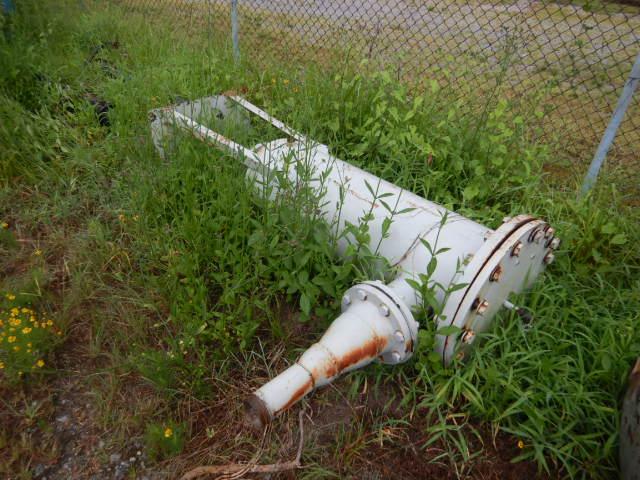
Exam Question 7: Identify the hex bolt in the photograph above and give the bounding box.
[461,329,476,344]
[550,237,561,250]
[490,265,502,282]
[476,299,489,315]
[511,241,523,257]
[342,295,351,306]
[379,304,390,317]
[394,330,405,342]
[545,227,555,239]
[544,251,555,265]
[532,229,544,243]
[391,351,402,363]
[357,289,367,301]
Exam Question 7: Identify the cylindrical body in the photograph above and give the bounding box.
[252,139,490,304]
[150,95,558,428]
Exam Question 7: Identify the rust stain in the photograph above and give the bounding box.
[310,355,339,381]
[276,378,313,414]
[221,87,249,97]
[243,394,271,431]
[406,338,414,353]
[337,335,388,372]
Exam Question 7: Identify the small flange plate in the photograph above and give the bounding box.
[342,281,418,365]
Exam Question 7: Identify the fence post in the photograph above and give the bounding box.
[231,0,240,62]
[581,53,640,195]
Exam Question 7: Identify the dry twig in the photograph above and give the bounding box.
[180,411,305,480]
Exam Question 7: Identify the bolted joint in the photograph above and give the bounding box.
[544,251,555,265]
[461,329,476,344]
[476,299,489,315]
[511,241,523,257]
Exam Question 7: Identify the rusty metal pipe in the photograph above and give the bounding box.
[245,281,417,429]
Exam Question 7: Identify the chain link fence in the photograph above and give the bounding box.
[120,0,639,197]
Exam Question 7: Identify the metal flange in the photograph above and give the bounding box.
[435,216,559,365]
[342,281,418,365]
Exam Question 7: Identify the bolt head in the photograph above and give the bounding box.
[545,227,555,239]
[357,289,367,301]
[544,251,555,265]
[394,330,405,342]
[461,329,476,344]
[476,299,489,315]
[532,229,544,243]
[490,265,502,282]
[391,351,402,362]
[550,237,561,250]
[379,304,390,317]
[511,241,523,257]
[342,295,351,306]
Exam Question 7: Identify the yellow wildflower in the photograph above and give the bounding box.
[283,79,290,85]
[46,320,53,326]
[7,336,16,343]
[34,249,42,256]
[271,78,276,84]
[10,307,19,316]
[5,293,15,300]
[22,327,32,334]
[164,427,173,438]
[118,213,126,222]
[27,342,32,347]
[0,362,4,369]
[36,359,44,368]
[13,346,20,352]
[517,440,524,449]
[1,222,8,229]
[21,308,30,314]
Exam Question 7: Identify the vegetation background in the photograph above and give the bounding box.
[0,1,639,479]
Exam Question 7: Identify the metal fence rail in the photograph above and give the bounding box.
[120,0,639,196]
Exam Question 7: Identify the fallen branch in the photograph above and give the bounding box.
[180,411,305,480]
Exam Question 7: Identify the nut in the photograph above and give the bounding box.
[379,304,390,317]
[391,351,402,362]
[342,295,351,306]
[532,229,544,243]
[544,251,555,265]
[490,265,502,282]
[550,237,561,250]
[357,289,367,301]
[476,299,489,315]
[511,241,523,257]
[461,329,476,344]
[545,227,555,238]
[394,330,405,342]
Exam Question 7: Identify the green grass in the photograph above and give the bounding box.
[1,1,639,479]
